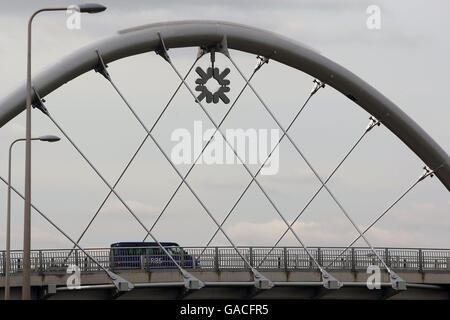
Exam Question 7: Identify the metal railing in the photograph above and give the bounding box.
[1,247,449,275]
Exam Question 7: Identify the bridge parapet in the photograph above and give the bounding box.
[1,247,450,299]
[1,246,449,275]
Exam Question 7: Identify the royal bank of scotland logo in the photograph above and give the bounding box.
[195,66,231,104]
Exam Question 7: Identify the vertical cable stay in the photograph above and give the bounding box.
[143,53,262,242]
[32,89,203,290]
[325,166,436,269]
[157,36,339,288]
[226,53,404,288]
[198,79,323,258]
[256,116,380,268]
[0,175,133,292]
[103,43,272,290]
[64,52,199,261]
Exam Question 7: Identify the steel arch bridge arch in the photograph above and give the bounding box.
[0,20,449,190]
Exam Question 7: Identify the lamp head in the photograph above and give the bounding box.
[77,3,107,13]
[39,135,61,142]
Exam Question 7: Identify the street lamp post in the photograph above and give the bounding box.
[5,135,60,300]
[23,3,106,300]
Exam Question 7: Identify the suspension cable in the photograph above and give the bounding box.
[324,166,436,269]
[158,36,333,281]
[257,117,380,267]
[226,53,395,278]
[100,51,268,283]
[31,91,200,283]
[198,79,324,259]
[65,56,199,259]
[144,55,266,241]
[0,175,132,290]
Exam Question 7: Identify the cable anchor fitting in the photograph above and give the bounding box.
[155,32,171,63]
[418,166,435,182]
[390,271,407,291]
[106,269,135,292]
[322,270,342,289]
[180,269,205,290]
[31,87,49,116]
[310,79,325,96]
[254,55,269,73]
[252,268,274,290]
[365,116,381,133]
[94,50,111,81]
[197,36,230,59]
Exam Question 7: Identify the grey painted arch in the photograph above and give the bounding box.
[0,20,449,191]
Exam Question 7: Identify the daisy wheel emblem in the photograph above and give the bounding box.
[195,66,231,104]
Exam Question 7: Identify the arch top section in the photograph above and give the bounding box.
[0,20,448,190]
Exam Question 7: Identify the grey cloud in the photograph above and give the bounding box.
[0,0,448,249]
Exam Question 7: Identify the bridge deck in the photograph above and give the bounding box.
[2,246,450,274]
[1,247,449,299]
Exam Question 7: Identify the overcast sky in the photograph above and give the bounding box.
[0,0,448,251]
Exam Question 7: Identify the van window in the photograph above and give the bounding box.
[168,247,182,255]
